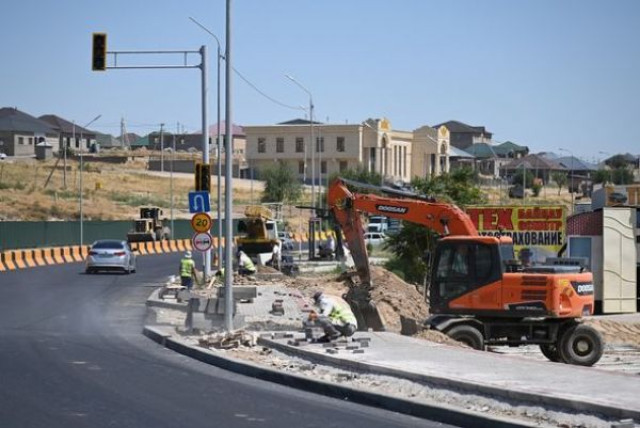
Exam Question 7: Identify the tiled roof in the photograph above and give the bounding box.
[208,121,245,136]
[0,107,56,134]
[494,141,528,156]
[555,156,597,171]
[463,143,497,159]
[39,114,94,135]
[449,146,475,158]
[278,118,324,125]
[432,120,490,135]
[501,153,566,170]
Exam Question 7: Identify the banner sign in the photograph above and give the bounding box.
[465,205,566,265]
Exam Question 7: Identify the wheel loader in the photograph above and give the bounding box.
[127,206,171,243]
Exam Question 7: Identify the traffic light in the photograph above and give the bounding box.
[92,33,107,71]
[195,162,211,192]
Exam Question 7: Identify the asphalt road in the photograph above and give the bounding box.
[0,254,456,428]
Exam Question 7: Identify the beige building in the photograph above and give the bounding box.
[244,117,450,185]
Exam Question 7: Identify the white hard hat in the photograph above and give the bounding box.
[185,251,192,258]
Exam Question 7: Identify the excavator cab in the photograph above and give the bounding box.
[430,236,513,315]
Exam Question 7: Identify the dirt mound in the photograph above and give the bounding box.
[414,329,468,348]
[367,266,429,333]
[585,318,640,347]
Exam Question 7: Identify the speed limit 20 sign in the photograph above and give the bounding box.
[191,212,212,233]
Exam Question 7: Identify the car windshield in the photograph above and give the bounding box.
[92,241,125,250]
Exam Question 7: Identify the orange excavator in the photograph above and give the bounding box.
[328,177,603,366]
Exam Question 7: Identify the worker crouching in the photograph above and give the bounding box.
[308,291,358,342]
[236,250,257,276]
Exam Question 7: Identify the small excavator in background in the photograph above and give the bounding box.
[328,177,603,366]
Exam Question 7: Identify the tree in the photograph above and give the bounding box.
[551,171,567,195]
[383,167,485,285]
[511,169,534,189]
[260,162,302,204]
[328,165,382,188]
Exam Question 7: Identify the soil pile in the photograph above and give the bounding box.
[366,266,430,333]
[585,318,640,347]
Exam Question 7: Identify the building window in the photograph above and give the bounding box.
[298,161,305,174]
[316,136,324,153]
[18,137,24,145]
[321,161,327,174]
[295,137,304,153]
[257,137,266,153]
[339,161,348,172]
[29,137,34,145]
[276,137,284,153]
[336,136,345,152]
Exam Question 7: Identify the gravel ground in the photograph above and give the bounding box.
[189,335,628,428]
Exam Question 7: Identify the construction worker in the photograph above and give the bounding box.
[237,249,257,276]
[179,251,197,289]
[309,291,358,342]
[271,241,281,271]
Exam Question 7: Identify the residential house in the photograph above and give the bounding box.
[39,114,97,153]
[244,118,415,185]
[432,120,492,150]
[501,153,567,184]
[0,107,58,156]
[412,125,451,178]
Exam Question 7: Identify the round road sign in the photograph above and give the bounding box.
[191,212,212,233]
[192,232,213,252]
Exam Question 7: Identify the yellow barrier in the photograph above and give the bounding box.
[13,251,26,269]
[3,251,16,270]
[52,247,65,264]
[71,246,83,262]
[23,250,36,268]
[33,249,47,267]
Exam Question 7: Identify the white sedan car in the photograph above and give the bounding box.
[85,239,137,274]
[364,232,387,246]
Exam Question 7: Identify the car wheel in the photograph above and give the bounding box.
[85,268,93,274]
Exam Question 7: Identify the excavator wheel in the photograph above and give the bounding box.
[558,324,604,366]
[539,344,562,363]
[446,324,485,350]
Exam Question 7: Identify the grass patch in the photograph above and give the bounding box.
[109,191,169,207]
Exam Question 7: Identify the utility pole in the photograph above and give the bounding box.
[224,0,234,331]
[159,123,165,172]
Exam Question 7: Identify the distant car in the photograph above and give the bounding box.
[0,153,6,160]
[608,192,627,205]
[364,232,387,246]
[277,231,295,250]
[85,239,137,274]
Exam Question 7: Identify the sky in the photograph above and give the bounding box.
[1,0,639,162]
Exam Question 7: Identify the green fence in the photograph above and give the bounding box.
[0,219,237,250]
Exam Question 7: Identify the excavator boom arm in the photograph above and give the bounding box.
[327,178,479,285]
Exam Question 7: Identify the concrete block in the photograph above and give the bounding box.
[217,286,257,300]
[352,349,365,354]
[205,298,219,314]
[346,345,359,350]
[326,349,339,354]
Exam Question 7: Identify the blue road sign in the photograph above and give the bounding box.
[188,191,210,213]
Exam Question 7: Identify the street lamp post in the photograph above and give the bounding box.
[286,74,315,208]
[559,148,575,213]
[79,114,102,247]
[189,16,224,270]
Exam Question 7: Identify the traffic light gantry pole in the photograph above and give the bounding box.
[92,33,214,278]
